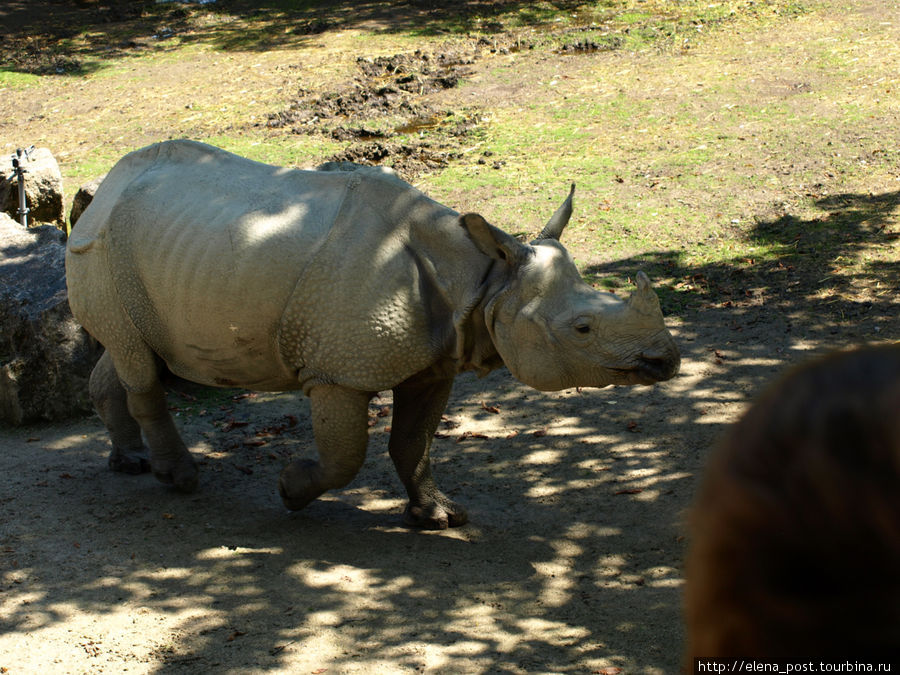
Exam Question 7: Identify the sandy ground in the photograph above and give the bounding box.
[1,1,898,673]
[3,311,891,673]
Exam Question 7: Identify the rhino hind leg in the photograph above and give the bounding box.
[93,347,198,493]
[90,350,151,475]
[279,385,371,511]
[389,376,468,530]
[126,380,199,493]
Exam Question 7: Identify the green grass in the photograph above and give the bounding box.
[0,70,41,88]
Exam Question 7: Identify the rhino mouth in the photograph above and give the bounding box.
[615,355,679,384]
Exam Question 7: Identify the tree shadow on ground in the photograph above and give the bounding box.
[0,0,586,75]
[589,190,899,338]
[0,190,896,672]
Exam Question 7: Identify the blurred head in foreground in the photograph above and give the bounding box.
[685,343,900,659]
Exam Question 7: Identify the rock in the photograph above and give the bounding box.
[0,147,66,229]
[69,174,106,227]
[0,213,102,425]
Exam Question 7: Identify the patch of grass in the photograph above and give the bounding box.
[0,70,41,88]
[201,134,344,169]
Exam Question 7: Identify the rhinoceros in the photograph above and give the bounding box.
[66,140,679,528]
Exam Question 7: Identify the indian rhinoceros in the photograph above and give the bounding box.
[66,139,680,529]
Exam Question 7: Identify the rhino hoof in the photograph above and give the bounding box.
[108,447,151,475]
[152,457,199,493]
[278,459,323,511]
[403,501,469,530]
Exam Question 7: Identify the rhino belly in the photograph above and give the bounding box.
[163,328,297,391]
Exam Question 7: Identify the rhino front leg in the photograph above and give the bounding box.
[279,385,371,511]
[90,350,151,475]
[389,376,467,529]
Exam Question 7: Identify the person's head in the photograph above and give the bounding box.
[685,344,900,659]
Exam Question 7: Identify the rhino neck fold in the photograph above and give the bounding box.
[400,210,504,379]
[451,259,506,377]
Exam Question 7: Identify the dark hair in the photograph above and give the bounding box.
[685,343,900,659]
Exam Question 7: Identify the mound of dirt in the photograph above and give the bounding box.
[264,46,483,179]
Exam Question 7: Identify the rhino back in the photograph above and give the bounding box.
[70,140,488,393]
[72,141,356,389]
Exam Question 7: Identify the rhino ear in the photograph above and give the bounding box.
[536,183,575,241]
[460,213,530,266]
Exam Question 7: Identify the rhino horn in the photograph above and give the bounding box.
[536,183,575,241]
[628,271,661,314]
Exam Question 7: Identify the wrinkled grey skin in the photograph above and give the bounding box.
[66,140,679,529]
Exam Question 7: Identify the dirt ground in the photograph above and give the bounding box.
[1,1,898,673]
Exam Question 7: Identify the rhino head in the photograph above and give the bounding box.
[461,185,680,391]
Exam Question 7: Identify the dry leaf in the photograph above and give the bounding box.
[222,419,249,432]
[456,431,489,442]
[480,401,500,414]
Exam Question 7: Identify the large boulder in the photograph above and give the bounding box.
[1,147,66,229]
[0,213,102,425]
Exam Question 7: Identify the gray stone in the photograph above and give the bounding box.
[69,174,106,228]
[1,147,66,229]
[0,213,102,424]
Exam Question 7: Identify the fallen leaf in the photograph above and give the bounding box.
[226,630,246,642]
[532,428,548,437]
[480,401,500,414]
[626,421,639,432]
[284,414,298,427]
[162,513,175,519]
[614,488,643,495]
[26,437,39,443]
[505,431,519,439]
[456,431,489,442]
[243,437,267,447]
[59,472,75,479]
[377,405,391,417]
[222,419,249,432]
[234,465,254,475]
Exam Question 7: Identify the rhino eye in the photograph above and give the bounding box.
[575,323,591,334]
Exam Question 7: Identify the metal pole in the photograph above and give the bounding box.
[11,146,34,227]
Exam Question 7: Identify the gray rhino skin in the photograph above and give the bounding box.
[66,140,679,529]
